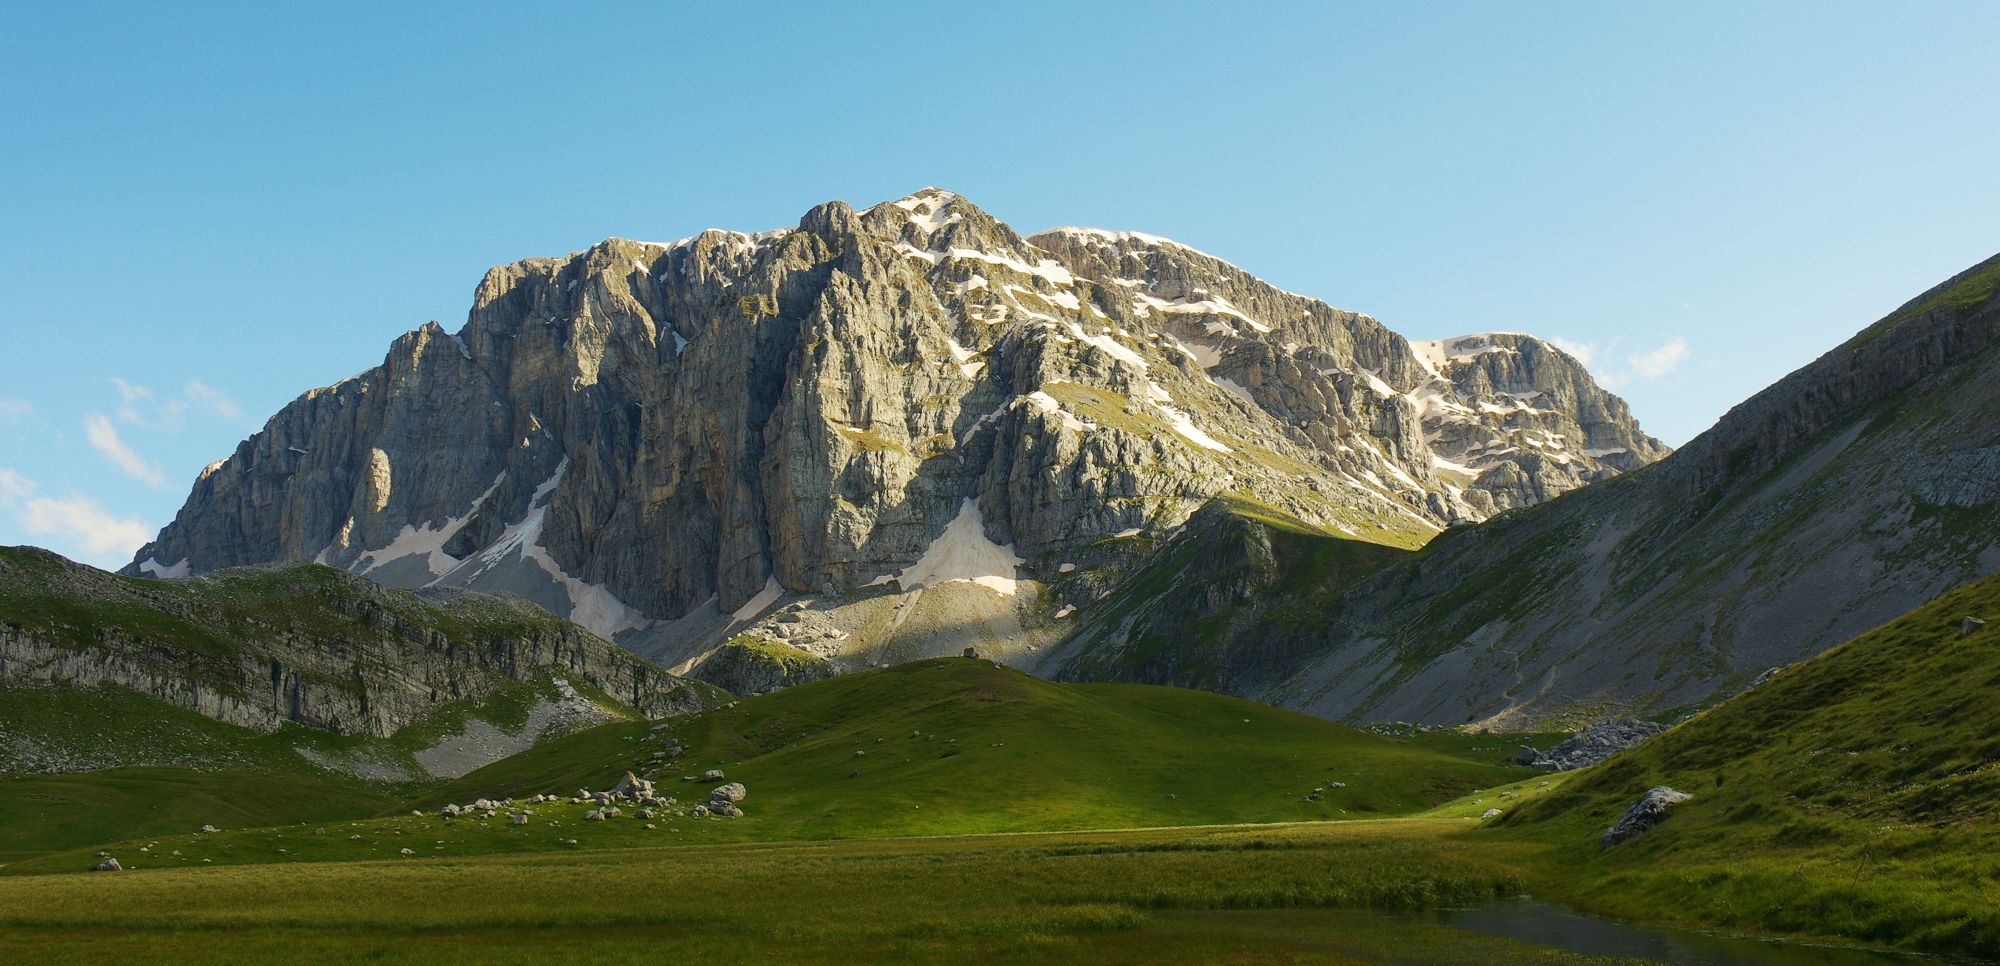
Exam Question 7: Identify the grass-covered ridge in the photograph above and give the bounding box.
[0,677,654,863]
[1498,571,2000,957]
[0,545,719,738]
[1051,497,1411,691]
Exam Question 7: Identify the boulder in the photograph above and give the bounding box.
[1601,786,1693,847]
[702,770,726,782]
[94,858,121,872]
[690,804,710,818]
[1481,808,1503,819]
[609,771,654,801]
[709,782,747,804]
[199,825,219,834]
[1966,617,1987,637]
[510,813,529,826]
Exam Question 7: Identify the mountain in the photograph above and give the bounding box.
[1,546,714,759]
[123,189,1662,678]
[1054,253,2000,726]
[1498,571,2000,957]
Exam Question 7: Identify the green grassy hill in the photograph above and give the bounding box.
[9,658,1537,872]
[1498,571,2000,956]
[433,657,1529,837]
[1044,497,1411,693]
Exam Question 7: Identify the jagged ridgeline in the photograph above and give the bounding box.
[1049,254,2000,726]
[124,188,1663,677]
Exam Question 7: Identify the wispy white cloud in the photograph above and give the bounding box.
[181,379,244,422]
[1547,337,1597,367]
[0,468,154,567]
[1627,338,1689,380]
[84,413,166,486]
[0,397,31,425]
[0,468,33,503]
[107,376,244,430]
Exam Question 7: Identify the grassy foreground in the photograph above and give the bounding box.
[0,819,1644,965]
[8,659,1539,873]
[1502,571,2000,957]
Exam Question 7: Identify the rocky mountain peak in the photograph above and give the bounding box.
[127,189,1666,675]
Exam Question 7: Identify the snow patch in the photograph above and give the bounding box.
[354,474,506,579]
[1026,391,1095,433]
[890,498,1025,595]
[449,461,650,639]
[730,577,785,622]
[1066,323,1148,372]
[943,248,1074,286]
[1157,404,1231,452]
[138,557,190,580]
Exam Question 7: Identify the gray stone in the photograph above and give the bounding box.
[1521,720,1667,772]
[1601,786,1693,847]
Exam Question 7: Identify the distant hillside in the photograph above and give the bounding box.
[1056,253,2000,726]
[1499,571,2000,957]
[1,546,715,739]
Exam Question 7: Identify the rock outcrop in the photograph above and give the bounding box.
[1519,719,1668,771]
[124,189,1661,674]
[0,546,713,737]
[688,636,833,695]
[1601,786,1693,847]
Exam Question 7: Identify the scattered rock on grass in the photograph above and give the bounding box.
[1601,786,1693,847]
[94,858,121,872]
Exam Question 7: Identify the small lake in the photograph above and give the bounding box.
[1423,897,1926,965]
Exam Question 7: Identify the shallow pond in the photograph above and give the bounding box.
[1423,897,1925,964]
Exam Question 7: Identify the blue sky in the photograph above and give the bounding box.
[2,1,1996,567]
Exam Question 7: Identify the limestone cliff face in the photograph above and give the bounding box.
[4,547,710,737]
[126,189,1663,671]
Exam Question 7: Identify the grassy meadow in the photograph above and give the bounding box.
[1500,572,2000,957]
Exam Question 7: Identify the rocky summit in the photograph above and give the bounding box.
[124,189,1662,679]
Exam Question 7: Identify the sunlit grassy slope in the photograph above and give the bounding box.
[9,658,1537,873]
[1499,571,2000,957]
[429,657,1532,837]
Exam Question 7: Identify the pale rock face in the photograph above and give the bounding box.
[125,188,1664,671]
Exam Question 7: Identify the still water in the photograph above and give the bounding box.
[1424,897,1926,965]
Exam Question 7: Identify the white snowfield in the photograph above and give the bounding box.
[889,498,1026,596]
